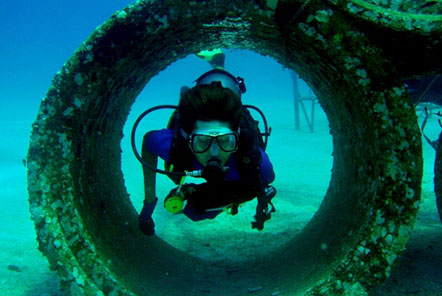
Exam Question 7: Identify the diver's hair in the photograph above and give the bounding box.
[178,82,242,134]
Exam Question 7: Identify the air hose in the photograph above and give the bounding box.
[130,104,200,177]
[131,104,271,176]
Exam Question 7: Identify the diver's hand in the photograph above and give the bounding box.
[139,216,155,236]
[164,185,194,202]
[139,198,157,236]
[179,184,198,197]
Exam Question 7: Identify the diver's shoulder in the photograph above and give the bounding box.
[146,128,173,139]
[144,129,174,148]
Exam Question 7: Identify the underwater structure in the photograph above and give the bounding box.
[27,0,441,295]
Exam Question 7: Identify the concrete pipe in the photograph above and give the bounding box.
[27,0,441,295]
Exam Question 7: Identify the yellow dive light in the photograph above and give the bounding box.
[164,194,184,213]
[164,167,186,214]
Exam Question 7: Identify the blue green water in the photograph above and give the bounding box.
[1,1,441,295]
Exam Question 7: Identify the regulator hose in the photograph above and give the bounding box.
[131,104,271,176]
[130,105,187,177]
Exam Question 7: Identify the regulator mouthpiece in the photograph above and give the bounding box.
[202,159,229,182]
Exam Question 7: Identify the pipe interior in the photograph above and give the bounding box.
[121,51,333,263]
[69,38,379,294]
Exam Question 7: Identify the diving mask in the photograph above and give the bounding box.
[189,127,238,153]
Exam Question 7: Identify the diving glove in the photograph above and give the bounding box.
[252,186,277,231]
[139,198,157,236]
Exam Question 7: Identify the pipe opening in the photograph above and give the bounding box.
[122,49,333,263]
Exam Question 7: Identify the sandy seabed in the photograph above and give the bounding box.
[1,101,441,296]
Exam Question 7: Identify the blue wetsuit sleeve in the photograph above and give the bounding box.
[259,148,275,185]
[143,129,173,163]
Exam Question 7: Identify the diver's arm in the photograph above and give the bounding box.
[141,137,158,204]
[259,148,275,185]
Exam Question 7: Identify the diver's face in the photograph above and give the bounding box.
[190,120,237,167]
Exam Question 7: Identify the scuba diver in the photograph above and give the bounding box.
[132,69,276,236]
